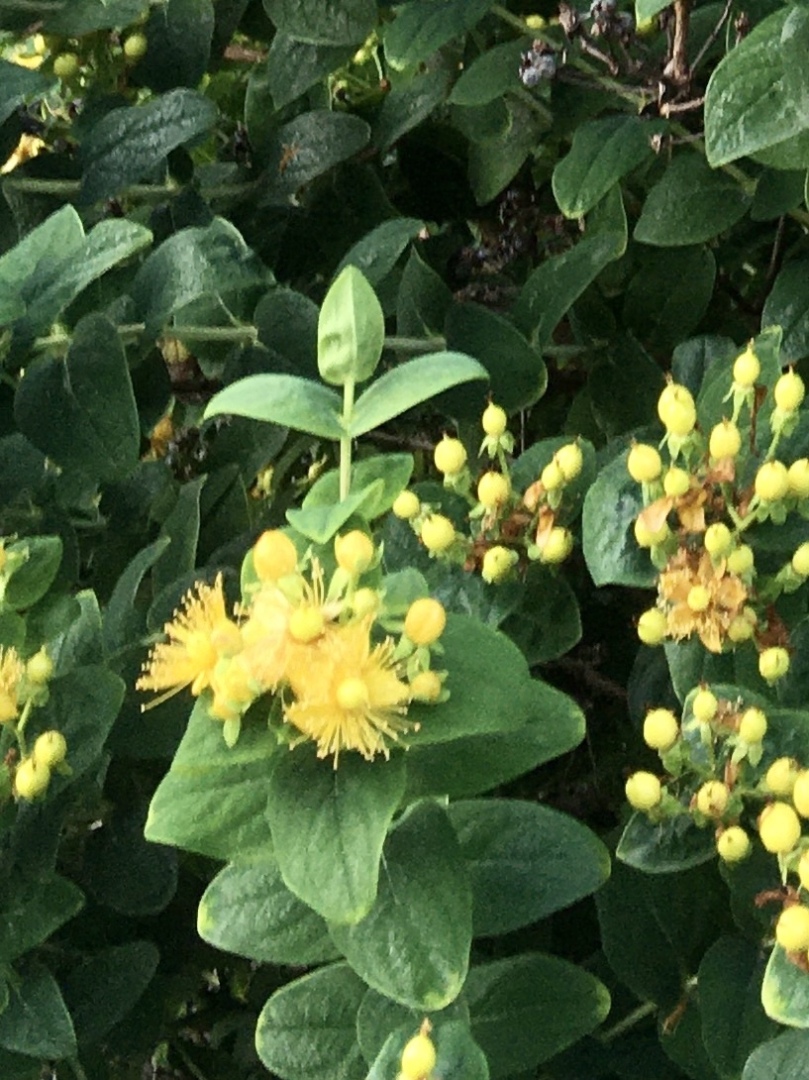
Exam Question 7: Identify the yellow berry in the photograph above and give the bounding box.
[555,443,583,481]
[755,460,789,502]
[26,648,53,684]
[481,545,516,584]
[420,515,455,553]
[766,757,799,797]
[409,670,443,702]
[776,905,809,952]
[253,530,298,581]
[393,490,420,520]
[477,471,510,509]
[799,850,809,890]
[704,522,732,558]
[539,526,573,564]
[687,585,711,612]
[775,370,805,412]
[334,530,375,576]
[625,771,662,811]
[727,613,755,643]
[643,708,679,752]
[288,607,325,643]
[759,646,790,683]
[696,780,730,818]
[627,444,662,483]
[352,587,379,619]
[541,459,566,492]
[727,545,754,576]
[400,1032,437,1080]
[793,543,809,577]
[123,32,148,60]
[482,402,507,437]
[692,688,718,723]
[717,826,751,863]
[788,458,809,498]
[14,757,50,800]
[793,770,809,818]
[657,383,696,436]
[637,607,667,646]
[33,731,67,769]
[663,467,691,497]
[434,436,467,476]
[709,419,742,459]
[33,33,48,55]
[633,516,669,548]
[739,707,767,743]
[759,801,802,853]
[404,598,447,646]
[53,52,80,78]
[733,345,760,388]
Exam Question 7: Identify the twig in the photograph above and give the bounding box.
[762,216,788,296]
[664,0,691,86]
[690,0,734,75]
[660,94,704,117]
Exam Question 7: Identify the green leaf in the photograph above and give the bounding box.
[705,8,808,167]
[368,1021,488,1080]
[3,536,63,610]
[553,115,662,218]
[60,942,159,1046]
[198,857,339,965]
[751,169,806,221]
[468,97,544,206]
[698,937,777,1077]
[514,230,625,348]
[287,485,382,543]
[303,454,414,520]
[103,538,170,654]
[44,0,147,33]
[263,0,377,45]
[134,0,214,92]
[0,876,84,966]
[329,802,471,1010]
[151,478,204,600]
[205,373,344,439]
[443,302,547,413]
[617,811,717,873]
[267,749,405,924]
[13,219,152,345]
[266,35,354,109]
[447,800,610,938]
[335,218,424,287]
[465,953,611,1075]
[761,944,809,1027]
[372,64,452,152]
[39,666,125,784]
[397,247,452,337]
[384,0,495,70]
[762,258,809,363]
[256,965,367,1080]
[15,313,140,483]
[357,990,471,1066]
[0,59,53,126]
[410,679,584,799]
[130,217,270,338]
[349,352,488,437]
[80,88,218,204]
[635,0,674,22]
[0,204,82,302]
[449,38,525,105]
[145,697,280,861]
[318,265,385,386]
[634,153,751,246]
[623,246,716,350]
[582,450,656,588]
[743,1030,809,1079]
[0,966,76,1060]
[266,111,371,201]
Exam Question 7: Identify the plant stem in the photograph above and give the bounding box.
[598,1001,657,1043]
[69,1058,90,1080]
[2,177,258,203]
[31,322,259,353]
[340,377,356,502]
[384,335,445,353]
[491,3,533,35]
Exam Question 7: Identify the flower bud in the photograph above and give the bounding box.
[727,545,754,576]
[759,801,801,853]
[776,905,809,952]
[482,402,507,437]
[792,770,809,818]
[334,530,375,576]
[400,1031,437,1080]
[738,707,767,743]
[481,545,517,584]
[434,436,467,476]
[625,771,662,811]
[541,460,565,492]
[657,383,696,436]
[253,530,298,581]
[539,526,573,564]
[633,516,669,548]
[663,467,690,497]
[627,444,662,483]
[555,443,583,481]
[33,730,67,769]
[692,688,718,723]
[755,460,789,502]
[637,607,667,645]
[14,757,50,800]
[477,471,510,508]
[766,757,799,797]
[392,490,420,520]
[759,646,790,683]
[26,648,53,684]
[420,515,456,553]
[774,370,805,412]
[717,826,750,863]
[643,708,679,751]
[409,670,443,702]
[788,459,809,498]
[733,345,760,388]
[404,598,447,646]
[704,522,732,558]
[709,419,741,459]
[696,780,729,818]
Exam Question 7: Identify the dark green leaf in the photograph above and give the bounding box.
[372,64,452,151]
[0,875,84,966]
[135,0,214,92]
[265,111,371,201]
[0,966,76,1059]
[466,953,611,1076]
[267,749,405,924]
[15,313,140,482]
[61,942,159,1046]
[45,0,147,33]
[263,0,377,45]
[151,478,204,599]
[762,258,809,363]
[329,802,472,1010]
[449,39,526,105]
[40,667,125,784]
[336,218,424,286]
[198,857,339,965]
[0,60,53,126]
[83,803,177,917]
[205,373,344,439]
[3,536,63,610]
[761,944,809,1027]
[743,1030,809,1080]
[468,98,544,206]
[617,811,717,873]
[287,485,382,543]
[368,1021,488,1080]
[103,538,170,655]
[448,800,609,937]
[266,35,354,109]
[623,246,716,349]
[255,964,367,1080]
[751,169,806,221]
[396,246,452,337]
[582,450,656,588]
[384,0,495,70]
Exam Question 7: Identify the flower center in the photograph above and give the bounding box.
[336,677,369,711]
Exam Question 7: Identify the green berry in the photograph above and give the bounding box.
[53,52,80,78]
[123,32,148,60]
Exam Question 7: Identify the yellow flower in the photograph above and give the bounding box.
[137,574,236,706]
[284,618,412,765]
[658,548,747,653]
[0,646,23,723]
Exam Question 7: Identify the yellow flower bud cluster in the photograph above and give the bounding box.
[14,730,68,801]
[138,530,451,764]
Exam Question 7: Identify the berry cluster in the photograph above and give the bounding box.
[630,343,809,668]
[393,402,583,583]
[626,685,809,970]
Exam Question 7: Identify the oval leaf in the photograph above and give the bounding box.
[204,373,344,439]
[318,265,385,386]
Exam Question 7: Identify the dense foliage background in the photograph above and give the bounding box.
[1,0,809,1078]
